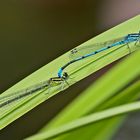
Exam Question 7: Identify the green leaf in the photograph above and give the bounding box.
[80,81,140,140]
[0,15,139,130]
[26,101,140,140]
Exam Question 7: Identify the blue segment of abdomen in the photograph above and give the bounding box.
[58,68,63,78]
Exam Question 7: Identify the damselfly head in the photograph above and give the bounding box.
[62,72,69,79]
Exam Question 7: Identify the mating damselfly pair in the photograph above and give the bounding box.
[0,31,140,109]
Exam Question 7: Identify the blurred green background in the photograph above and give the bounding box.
[0,0,140,139]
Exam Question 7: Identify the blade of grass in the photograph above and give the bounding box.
[67,81,140,140]
[26,101,140,140]
[98,81,140,110]
[0,15,139,130]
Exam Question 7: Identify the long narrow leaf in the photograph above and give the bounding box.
[0,15,139,130]
[26,101,140,140]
